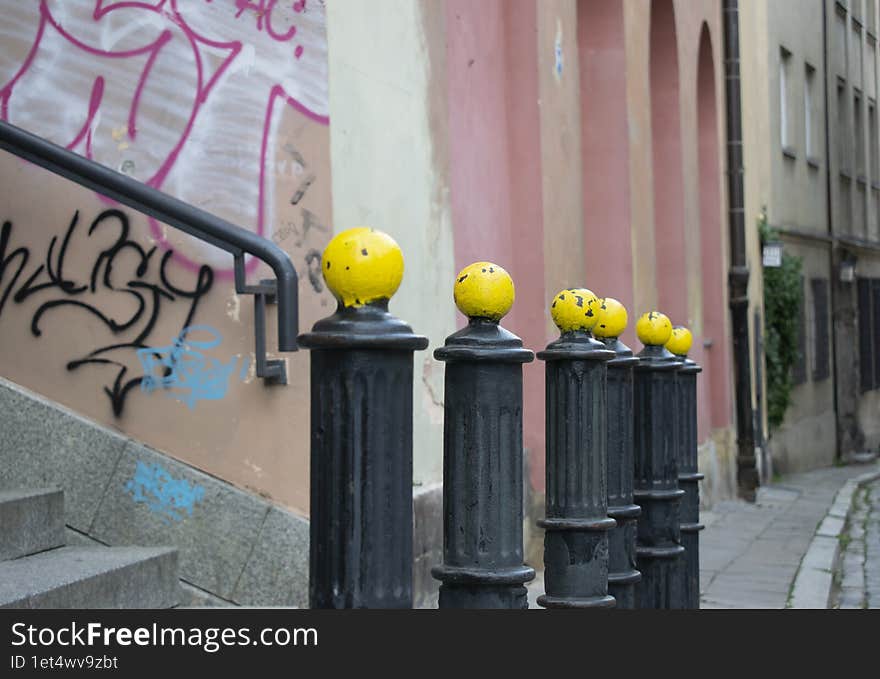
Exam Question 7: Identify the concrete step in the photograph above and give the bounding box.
[0,488,65,560]
[0,546,179,609]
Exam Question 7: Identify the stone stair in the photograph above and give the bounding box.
[0,488,178,608]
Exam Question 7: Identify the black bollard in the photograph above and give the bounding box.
[432,261,536,608]
[632,311,685,609]
[593,297,642,609]
[666,326,704,609]
[537,288,616,609]
[299,227,428,608]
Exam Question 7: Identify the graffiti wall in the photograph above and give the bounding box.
[0,0,333,514]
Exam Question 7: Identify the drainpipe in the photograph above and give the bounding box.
[822,0,843,462]
[723,0,759,501]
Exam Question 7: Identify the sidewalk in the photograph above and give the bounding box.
[526,460,880,609]
[832,475,880,608]
[701,462,878,608]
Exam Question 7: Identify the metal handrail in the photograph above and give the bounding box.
[0,119,298,356]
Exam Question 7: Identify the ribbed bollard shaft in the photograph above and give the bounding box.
[537,288,616,608]
[299,228,428,609]
[667,327,704,609]
[632,312,685,609]
[605,349,642,608]
[432,262,536,608]
[595,297,641,609]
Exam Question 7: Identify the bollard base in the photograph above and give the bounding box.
[609,580,639,609]
[438,585,530,609]
[537,593,616,609]
[681,530,702,609]
[636,547,686,609]
[432,564,535,609]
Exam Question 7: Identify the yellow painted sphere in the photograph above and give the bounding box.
[635,311,673,346]
[550,288,599,333]
[453,261,515,321]
[666,326,694,356]
[592,297,629,339]
[321,227,404,308]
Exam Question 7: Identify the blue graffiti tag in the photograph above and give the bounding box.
[125,460,205,522]
[136,325,248,409]
[555,38,563,78]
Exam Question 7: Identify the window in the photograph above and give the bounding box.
[839,81,851,174]
[859,278,874,391]
[781,47,794,153]
[859,277,880,391]
[793,275,808,386]
[853,24,864,87]
[870,101,879,180]
[856,91,866,177]
[805,64,817,159]
[811,278,830,381]
[836,7,848,78]
[874,279,880,386]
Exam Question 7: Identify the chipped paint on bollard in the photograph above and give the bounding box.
[432,262,536,608]
[299,227,428,608]
[632,311,685,609]
[594,298,642,609]
[666,326,704,609]
[537,289,616,609]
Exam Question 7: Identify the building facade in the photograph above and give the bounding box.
[0,0,741,606]
[741,0,880,476]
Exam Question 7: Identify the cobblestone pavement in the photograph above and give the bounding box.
[699,464,873,609]
[832,478,880,609]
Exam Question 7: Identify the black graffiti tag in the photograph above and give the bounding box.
[0,208,214,416]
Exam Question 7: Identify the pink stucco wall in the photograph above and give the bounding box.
[445,0,547,486]
[651,0,688,326]
[696,23,732,439]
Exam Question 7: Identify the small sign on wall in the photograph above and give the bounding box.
[762,241,783,268]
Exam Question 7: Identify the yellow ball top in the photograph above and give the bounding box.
[453,261,515,321]
[322,227,404,308]
[636,311,673,346]
[592,297,628,339]
[666,326,694,356]
[550,288,599,333]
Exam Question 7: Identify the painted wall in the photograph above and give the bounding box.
[329,0,739,538]
[325,0,455,491]
[827,0,880,458]
[1,0,742,537]
[0,0,333,515]
[622,0,737,493]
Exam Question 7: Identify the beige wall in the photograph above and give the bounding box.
[740,0,772,460]
[325,0,456,489]
[538,0,588,322]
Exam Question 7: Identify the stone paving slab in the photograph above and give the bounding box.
[701,463,877,609]
[832,476,880,609]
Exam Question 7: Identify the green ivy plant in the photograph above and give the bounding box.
[759,207,804,430]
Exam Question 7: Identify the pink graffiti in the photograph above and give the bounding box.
[0,0,329,279]
[233,0,307,56]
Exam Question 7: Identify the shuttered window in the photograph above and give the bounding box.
[811,278,830,381]
[859,278,874,392]
[873,280,880,387]
[858,277,880,392]
[793,275,808,385]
